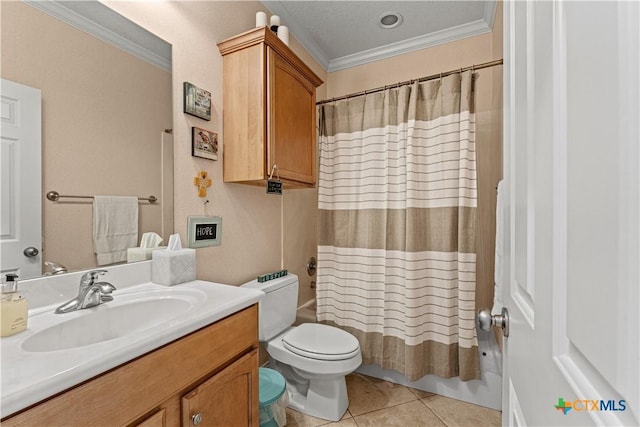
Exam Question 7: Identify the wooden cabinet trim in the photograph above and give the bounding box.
[218,27,323,88]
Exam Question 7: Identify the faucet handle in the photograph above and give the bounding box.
[95,282,116,294]
[80,269,108,284]
[95,282,115,303]
[100,294,114,303]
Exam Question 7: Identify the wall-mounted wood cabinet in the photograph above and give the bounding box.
[218,27,323,188]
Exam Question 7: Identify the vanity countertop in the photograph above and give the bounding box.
[0,280,264,418]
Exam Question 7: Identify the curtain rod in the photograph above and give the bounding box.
[316,58,503,106]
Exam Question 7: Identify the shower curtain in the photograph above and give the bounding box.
[317,71,480,381]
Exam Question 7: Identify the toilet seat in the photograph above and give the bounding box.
[282,323,360,361]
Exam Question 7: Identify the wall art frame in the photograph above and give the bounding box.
[192,126,218,160]
[183,81,211,121]
[187,216,222,248]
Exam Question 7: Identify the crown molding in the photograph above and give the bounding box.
[287,31,330,71]
[24,1,171,72]
[264,0,498,73]
[327,19,492,72]
[262,1,330,70]
[483,0,498,30]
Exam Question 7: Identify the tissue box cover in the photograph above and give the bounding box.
[127,246,167,263]
[152,248,196,286]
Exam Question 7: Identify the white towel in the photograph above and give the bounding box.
[492,180,505,315]
[93,196,138,266]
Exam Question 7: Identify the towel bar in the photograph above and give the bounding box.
[46,191,157,203]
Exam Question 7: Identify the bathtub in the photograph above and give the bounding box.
[295,298,317,325]
[295,298,502,411]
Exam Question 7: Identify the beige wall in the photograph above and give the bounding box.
[1,2,172,273]
[323,3,504,311]
[5,0,501,312]
[282,38,325,305]
[103,1,327,291]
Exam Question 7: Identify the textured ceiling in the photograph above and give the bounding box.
[263,1,497,72]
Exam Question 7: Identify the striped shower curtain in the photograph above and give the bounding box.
[316,71,479,381]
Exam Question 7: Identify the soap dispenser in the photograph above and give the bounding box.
[0,274,28,337]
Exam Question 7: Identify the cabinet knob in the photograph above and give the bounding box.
[192,413,203,426]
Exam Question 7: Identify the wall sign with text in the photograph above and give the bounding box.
[187,216,222,248]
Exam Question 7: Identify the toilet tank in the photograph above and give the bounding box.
[241,273,299,341]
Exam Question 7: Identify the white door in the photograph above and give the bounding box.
[502,1,639,426]
[0,79,42,279]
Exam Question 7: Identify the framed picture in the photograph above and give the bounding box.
[187,216,222,248]
[183,82,211,121]
[192,127,218,160]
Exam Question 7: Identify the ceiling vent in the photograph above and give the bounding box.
[378,12,403,29]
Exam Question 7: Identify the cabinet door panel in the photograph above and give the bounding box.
[268,49,316,185]
[182,350,258,427]
[222,43,266,183]
[134,409,166,427]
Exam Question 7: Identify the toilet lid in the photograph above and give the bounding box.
[282,323,360,361]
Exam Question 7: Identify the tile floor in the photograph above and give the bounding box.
[285,373,502,427]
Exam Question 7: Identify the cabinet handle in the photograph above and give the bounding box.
[192,413,203,426]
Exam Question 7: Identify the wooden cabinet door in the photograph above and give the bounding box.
[182,350,258,427]
[268,48,317,186]
[221,43,266,184]
[134,409,166,427]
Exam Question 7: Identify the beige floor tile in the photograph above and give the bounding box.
[286,408,353,427]
[353,400,446,427]
[408,387,438,399]
[422,395,502,427]
[320,418,358,427]
[286,408,329,427]
[346,373,417,416]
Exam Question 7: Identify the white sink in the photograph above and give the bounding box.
[22,292,197,352]
[1,278,265,419]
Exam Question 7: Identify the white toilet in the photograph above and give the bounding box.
[242,273,362,421]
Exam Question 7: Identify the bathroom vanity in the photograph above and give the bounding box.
[217,27,323,188]
[0,263,264,427]
[3,306,258,426]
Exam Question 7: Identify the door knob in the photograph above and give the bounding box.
[477,307,509,337]
[23,247,39,257]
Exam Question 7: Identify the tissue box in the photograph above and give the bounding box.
[127,246,167,263]
[151,248,196,286]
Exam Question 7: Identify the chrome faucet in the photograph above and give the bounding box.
[43,261,67,275]
[54,270,116,314]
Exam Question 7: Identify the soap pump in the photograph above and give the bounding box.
[1,273,28,337]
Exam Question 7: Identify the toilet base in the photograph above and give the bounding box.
[268,359,349,422]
